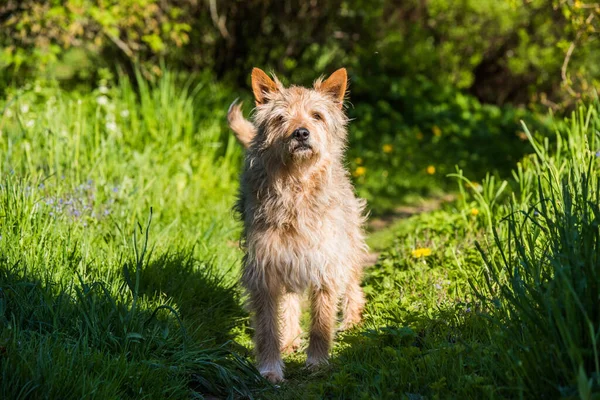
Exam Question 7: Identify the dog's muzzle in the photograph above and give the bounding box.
[291,127,313,153]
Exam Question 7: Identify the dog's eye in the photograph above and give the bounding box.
[312,112,323,121]
[272,115,284,125]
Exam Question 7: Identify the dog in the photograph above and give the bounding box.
[229,67,367,383]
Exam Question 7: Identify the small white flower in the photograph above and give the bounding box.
[105,121,118,132]
[120,109,130,118]
[26,120,35,128]
[96,95,109,106]
[98,85,109,94]
[20,104,30,114]
[34,84,42,93]
[5,109,13,117]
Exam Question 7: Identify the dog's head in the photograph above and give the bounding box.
[250,68,349,169]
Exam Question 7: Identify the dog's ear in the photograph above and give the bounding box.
[251,68,278,106]
[319,68,347,108]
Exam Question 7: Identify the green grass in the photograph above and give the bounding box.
[473,106,600,398]
[1,72,599,399]
[0,72,266,398]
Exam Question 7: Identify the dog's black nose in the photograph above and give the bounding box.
[293,127,310,141]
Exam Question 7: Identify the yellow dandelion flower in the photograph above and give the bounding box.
[353,166,366,177]
[426,165,436,175]
[355,157,363,165]
[382,144,393,153]
[412,248,432,258]
[432,125,442,137]
[416,132,424,141]
[471,208,479,216]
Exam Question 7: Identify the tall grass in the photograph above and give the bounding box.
[470,104,600,397]
[0,72,265,398]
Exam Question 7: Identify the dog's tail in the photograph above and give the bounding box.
[228,99,256,148]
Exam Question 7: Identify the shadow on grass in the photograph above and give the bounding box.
[0,252,263,399]
[138,250,249,348]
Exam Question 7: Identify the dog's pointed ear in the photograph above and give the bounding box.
[251,68,278,106]
[319,68,347,108]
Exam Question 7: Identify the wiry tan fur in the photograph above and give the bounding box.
[228,99,256,148]
[230,67,367,382]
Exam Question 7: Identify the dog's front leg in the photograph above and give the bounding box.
[249,286,284,382]
[340,266,366,330]
[280,292,303,354]
[306,286,338,368]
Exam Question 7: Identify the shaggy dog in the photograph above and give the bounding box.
[228,68,367,382]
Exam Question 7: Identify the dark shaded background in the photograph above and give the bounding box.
[1,0,598,210]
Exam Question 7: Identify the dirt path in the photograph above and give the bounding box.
[362,194,456,266]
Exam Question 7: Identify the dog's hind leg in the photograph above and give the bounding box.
[249,286,285,382]
[280,292,303,354]
[340,266,365,330]
[306,286,338,368]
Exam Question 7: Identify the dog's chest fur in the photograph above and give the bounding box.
[240,161,364,292]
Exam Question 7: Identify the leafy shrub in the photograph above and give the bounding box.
[0,0,192,82]
[1,0,598,109]
[346,81,548,213]
[2,1,595,212]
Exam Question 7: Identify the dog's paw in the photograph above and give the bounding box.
[305,355,329,370]
[261,370,284,383]
[259,362,284,383]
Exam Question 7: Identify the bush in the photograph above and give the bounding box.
[346,82,548,213]
[1,0,598,109]
[0,0,193,82]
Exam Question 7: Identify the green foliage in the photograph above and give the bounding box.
[0,72,268,398]
[2,0,598,109]
[1,2,600,396]
[472,104,600,397]
[346,82,547,213]
[0,0,192,81]
[3,1,590,217]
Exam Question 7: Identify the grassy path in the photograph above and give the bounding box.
[258,193,489,399]
[366,194,457,252]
